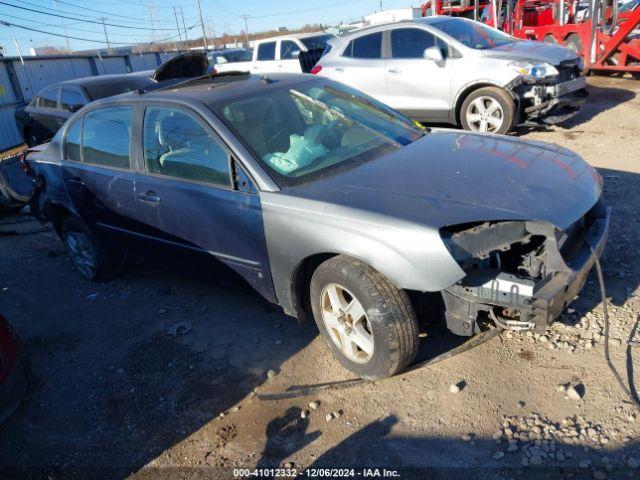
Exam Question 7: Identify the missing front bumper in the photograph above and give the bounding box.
[516,76,589,126]
[442,201,610,336]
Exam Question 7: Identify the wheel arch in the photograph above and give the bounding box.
[453,82,515,125]
[289,252,340,321]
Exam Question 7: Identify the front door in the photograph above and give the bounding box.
[385,27,453,121]
[278,40,303,73]
[133,104,274,300]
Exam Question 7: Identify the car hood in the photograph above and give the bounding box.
[284,130,601,231]
[483,40,578,65]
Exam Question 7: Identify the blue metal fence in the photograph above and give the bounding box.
[0,51,179,152]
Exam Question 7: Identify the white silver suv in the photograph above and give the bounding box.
[314,17,587,134]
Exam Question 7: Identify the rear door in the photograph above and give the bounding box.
[325,32,389,104]
[253,41,279,73]
[132,103,273,299]
[61,105,138,240]
[385,27,453,120]
[28,87,61,140]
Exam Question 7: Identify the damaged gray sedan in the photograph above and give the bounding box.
[25,73,608,380]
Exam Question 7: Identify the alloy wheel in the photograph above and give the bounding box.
[465,96,505,133]
[65,231,97,279]
[320,283,374,364]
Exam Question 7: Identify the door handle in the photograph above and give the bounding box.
[68,177,85,187]
[138,191,161,204]
[335,67,344,72]
[388,67,402,74]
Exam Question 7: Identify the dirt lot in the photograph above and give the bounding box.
[1,75,639,480]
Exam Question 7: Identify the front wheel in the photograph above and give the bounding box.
[310,256,419,380]
[62,217,116,281]
[460,87,516,135]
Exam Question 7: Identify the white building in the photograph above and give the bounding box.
[363,7,423,26]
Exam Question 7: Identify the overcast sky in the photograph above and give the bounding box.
[0,0,419,56]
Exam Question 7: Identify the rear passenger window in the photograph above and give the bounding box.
[343,32,382,59]
[65,118,82,162]
[60,88,86,112]
[280,40,300,60]
[257,42,276,61]
[143,106,231,187]
[38,88,59,108]
[81,106,132,169]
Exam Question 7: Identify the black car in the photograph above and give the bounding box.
[15,73,155,147]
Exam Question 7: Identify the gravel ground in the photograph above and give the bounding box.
[0,75,639,480]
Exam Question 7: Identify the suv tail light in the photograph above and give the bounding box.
[310,65,323,75]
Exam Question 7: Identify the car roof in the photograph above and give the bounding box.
[337,16,457,38]
[54,72,152,88]
[257,31,328,42]
[93,73,316,106]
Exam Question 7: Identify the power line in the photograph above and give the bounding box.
[250,0,368,19]
[0,19,197,46]
[0,1,179,30]
[46,0,187,24]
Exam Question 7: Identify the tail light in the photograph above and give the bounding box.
[18,152,30,173]
[310,65,323,75]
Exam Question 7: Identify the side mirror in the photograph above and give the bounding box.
[68,104,83,113]
[291,50,301,59]
[423,46,444,63]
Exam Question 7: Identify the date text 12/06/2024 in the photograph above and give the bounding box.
[233,468,401,477]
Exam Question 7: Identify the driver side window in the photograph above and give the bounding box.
[143,106,231,187]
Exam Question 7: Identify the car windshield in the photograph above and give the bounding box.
[619,0,640,12]
[209,79,425,187]
[301,34,333,51]
[430,18,515,50]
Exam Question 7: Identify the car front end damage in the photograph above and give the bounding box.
[440,199,609,336]
[509,58,589,126]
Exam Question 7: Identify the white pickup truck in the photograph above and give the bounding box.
[215,32,333,74]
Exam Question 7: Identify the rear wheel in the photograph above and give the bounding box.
[564,34,583,56]
[62,217,116,281]
[460,87,515,135]
[542,34,557,43]
[310,255,419,379]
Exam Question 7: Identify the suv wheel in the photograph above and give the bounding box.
[310,255,419,380]
[460,87,515,135]
[62,217,116,281]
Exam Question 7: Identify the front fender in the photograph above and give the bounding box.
[261,192,465,314]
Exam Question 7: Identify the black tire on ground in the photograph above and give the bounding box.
[542,34,557,43]
[459,86,516,135]
[310,255,420,380]
[62,216,117,282]
[632,72,640,80]
[564,33,583,56]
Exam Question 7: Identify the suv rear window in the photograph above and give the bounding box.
[257,42,276,61]
[343,32,382,59]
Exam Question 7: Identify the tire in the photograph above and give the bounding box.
[460,87,516,135]
[62,216,116,282]
[564,34,583,56]
[310,255,419,380]
[542,34,557,43]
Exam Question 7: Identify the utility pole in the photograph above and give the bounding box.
[173,6,183,45]
[53,0,72,52]
[241,14,250,48]
[13,37,24,64]
[180,6,190,50]
[99,17,111,49]
[195,0,208,51]
[146,0,158,42]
